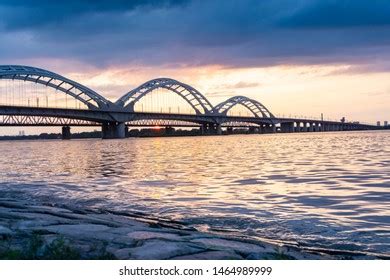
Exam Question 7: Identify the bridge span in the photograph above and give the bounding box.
[0,65,378,139]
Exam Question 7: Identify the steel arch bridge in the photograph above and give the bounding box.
[0,65,376,138]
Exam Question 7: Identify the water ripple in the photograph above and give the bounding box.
[0,131,389,256]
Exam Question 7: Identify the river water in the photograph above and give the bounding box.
[0,131,389,256]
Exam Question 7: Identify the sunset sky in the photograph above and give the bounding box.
[1,0,390,135]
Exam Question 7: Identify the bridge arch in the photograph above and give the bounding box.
[212,96,274,118]
[116,78,213,114]
[0,65,113,110]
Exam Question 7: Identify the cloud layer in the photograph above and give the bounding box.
[1,0,390,69]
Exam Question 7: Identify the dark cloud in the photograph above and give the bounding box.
[0,0,188,29]
[1,0,390,70]
[280,0,390,28]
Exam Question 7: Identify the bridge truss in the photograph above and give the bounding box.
[0,115,100,126]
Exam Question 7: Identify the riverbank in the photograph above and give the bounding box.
[0,199,385,260]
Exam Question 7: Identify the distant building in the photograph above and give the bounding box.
[385,121,388,127]
[377,121,381,126]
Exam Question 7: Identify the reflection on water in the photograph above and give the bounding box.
[0,131,389,255]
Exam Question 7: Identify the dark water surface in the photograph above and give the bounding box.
[1,131,389,256]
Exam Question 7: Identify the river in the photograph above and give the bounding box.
[0,131,389,256]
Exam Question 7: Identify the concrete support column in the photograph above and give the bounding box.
[102,122,126,139]
[281,122,295,133]
[318,123,324,132]
[264,124,276,133]
[295,122,301,132]
[281,123,288,133]
[201,123,212,135]
[302,123,308,132]
[165,126,175,135]
[249,127,257,134]
[61,126,71,140]
[203,124,222,135]
[215,124,222,135]
[200,125,205,135]
[308,123,314,132]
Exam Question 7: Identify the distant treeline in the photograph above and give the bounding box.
[0,131,101,141]
[0,128,228,140]
[0,127,257,140]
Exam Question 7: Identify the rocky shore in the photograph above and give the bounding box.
[0,199,383,260]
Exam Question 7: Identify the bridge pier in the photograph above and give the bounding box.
[318,123,323,132]
[249,127,257,134]
[102,122,126,139]
[200,125,206,135]
[271,124,276,133]
[61,126,71,140]
[281,122,294,133]
[263,124,275,133]
[259,125,265,134]
[216,124,222,135]
[313,123,319,132]
[165,126,175,135]
[302,123,308,132]
[200,124,222,135]
[323,123,328,131]
[295,122,301,132]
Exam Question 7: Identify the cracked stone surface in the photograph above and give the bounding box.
[0,198,379,260]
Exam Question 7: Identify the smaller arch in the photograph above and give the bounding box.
[116,78,213,114]
[212,96,274,118]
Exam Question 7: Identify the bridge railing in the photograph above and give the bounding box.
[273,113,377,126]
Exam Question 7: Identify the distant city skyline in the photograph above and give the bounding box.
[1,0,390,135]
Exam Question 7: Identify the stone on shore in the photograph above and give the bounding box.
[126,230,182,241]
[191,238,270,254]
[0,199,358,260]
[0,225,13,236]
[171,250,244,260]
[127,240,203,259]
